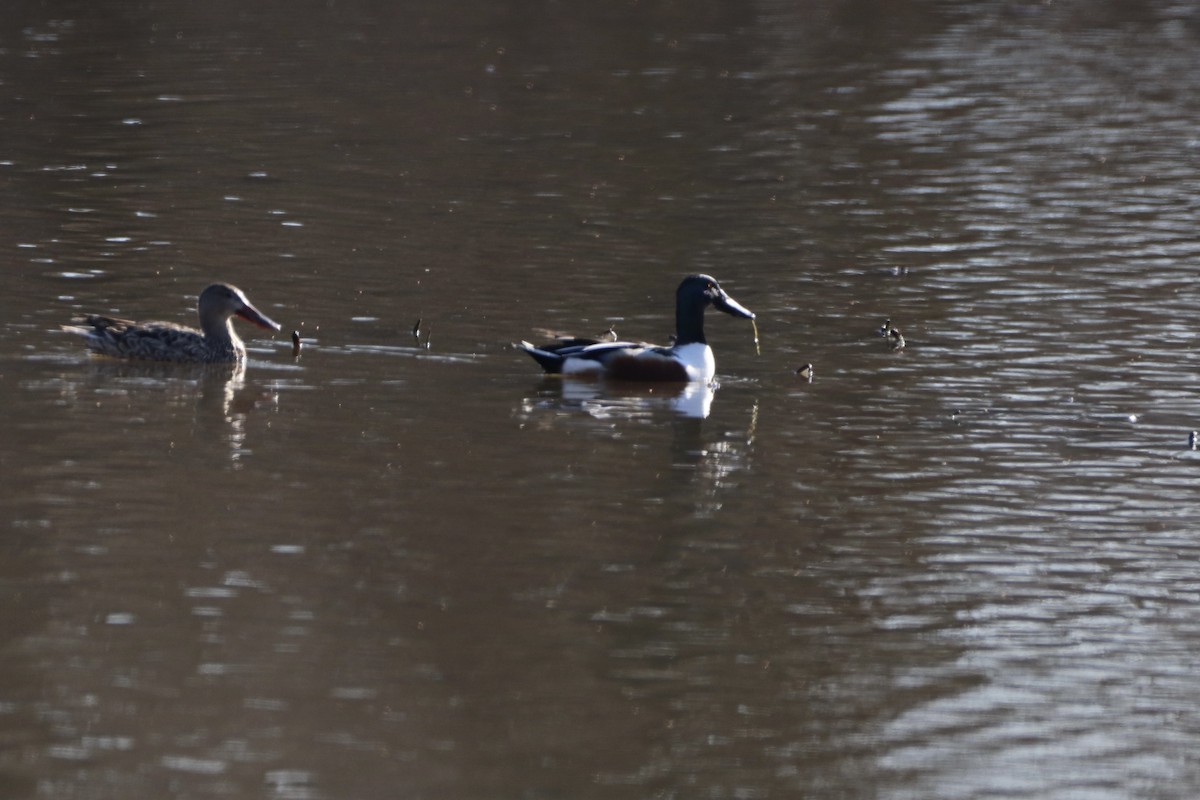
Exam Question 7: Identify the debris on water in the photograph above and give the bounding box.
[291,331,301,357]
[412,318,432,349]
[876,317,905,350]
[795,363,813,381]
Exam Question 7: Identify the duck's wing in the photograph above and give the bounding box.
[62,315,137,356]
[64,316,206,361]
[63,314,136,334]
[515,338,648,374]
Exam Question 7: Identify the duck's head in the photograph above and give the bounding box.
[200,283,281,331]
[679,274,755,321]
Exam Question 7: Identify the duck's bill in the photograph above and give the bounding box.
[238,304,283,332]
[715,293,755,320]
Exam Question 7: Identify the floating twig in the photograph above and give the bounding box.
[411,318,432,349]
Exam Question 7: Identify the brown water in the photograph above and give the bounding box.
[5,1,1200,797]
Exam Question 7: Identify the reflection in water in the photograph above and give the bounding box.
[518,378,758,518]
[58,359,280,464]
[522,377,715,420]
[671,398,758,518]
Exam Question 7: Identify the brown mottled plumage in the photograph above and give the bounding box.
[64,283,281,363]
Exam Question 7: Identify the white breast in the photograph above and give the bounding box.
[672,342,716,383]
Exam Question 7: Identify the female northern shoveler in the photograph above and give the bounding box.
[64,283,281,363]
[515,274,755,383]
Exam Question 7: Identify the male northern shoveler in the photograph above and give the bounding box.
[64,283,281,363]
[515,274,755,383]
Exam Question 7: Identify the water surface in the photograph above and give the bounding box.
[4,1,1200,798]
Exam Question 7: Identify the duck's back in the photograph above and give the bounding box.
[69,316,239,363]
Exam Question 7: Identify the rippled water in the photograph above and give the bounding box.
[5,1,1200,798]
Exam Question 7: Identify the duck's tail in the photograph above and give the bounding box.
[513,340,565,374]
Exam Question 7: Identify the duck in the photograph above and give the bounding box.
[64,283,281,363]
[515,274,755,383]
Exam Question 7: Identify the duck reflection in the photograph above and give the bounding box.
[667,399,758,518]
[71,360,278,462]
[518,378,758,517]
[521,377,716,420]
